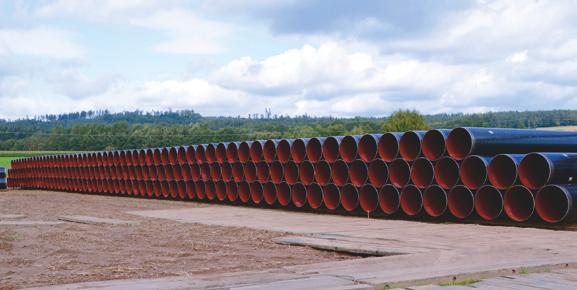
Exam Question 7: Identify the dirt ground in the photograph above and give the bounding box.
[0,190,354,289]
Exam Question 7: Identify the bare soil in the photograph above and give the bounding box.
[0,190,353,289]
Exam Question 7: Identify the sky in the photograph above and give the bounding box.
[1,0,577,119]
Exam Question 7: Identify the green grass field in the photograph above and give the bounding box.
[0,151,79,169]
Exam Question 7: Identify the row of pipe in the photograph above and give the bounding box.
[9,127,577,225]
[8,153,567,191]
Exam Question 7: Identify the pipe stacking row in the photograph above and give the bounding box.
[9,127,577,224]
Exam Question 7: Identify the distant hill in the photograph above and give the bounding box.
[2,109,577,151]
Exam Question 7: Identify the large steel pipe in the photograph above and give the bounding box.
[474,185,503,221]
[400,185,423,216]
[358,134,382,162]
[160,180,170,198]
[389,158,411,188]
[195,181,206,200]
[410,158,434,189]
[238,181,251,203]
[379,185,400,215]
[215,142,228,164]
[314,160,332,186]
[124,150,132,166]
[277,182,291,206]
[168,147,178,165]
[277,139,293,163]
[186,146,196,165]
[250,141,265,162]
[322,136,343,163]
[331,160,349,186]
[161,148,171,165]
[195,145,206,164]
[446,127,577,160]
[220,162,232,182]
[200,164,211,181]
[263,139,279,163]
[339,135,362,163]
[238,141,251,163]
[518,152,577,190]
[368,159,388,187]
[291,183,307,208]
[284,161,299,185]
[232,162,244,182]
[215,180,227,201]
[448,185,475,219]
[290,138,309,163]
[535,184,577,223]
[185,181,196,200]
[421,129,452,161]
[153,148,162,166]
[205,144,217,164]
[307,183,323,209]
[503,185,534,222]
[341,184,359,212]
[487,154,524,190]
[190,164,201,182]
[348,159,368,187]
[256,161,270,183]
[250,182,263,205]
[210,163,222,181]
[299,161,315,186]
[459,155,491,190]
[399,131,426,161]
[226,181,238,202]
[322,184,340,210]
[263,181,277,205]
[177,180,187,199]
[227,142,240,163]
[177,146,187,165]
[244,162,257,182]
[269,161,284,183]
[306,137,324,163]
[378,132,403,162]
[423,185,447,217]
[434,157,460,189]
[359,184,379,214]
[205,181,217,201]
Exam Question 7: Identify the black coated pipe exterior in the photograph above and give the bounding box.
[536,184,577,223]
[519,153,577,190]
[447,127,577,160]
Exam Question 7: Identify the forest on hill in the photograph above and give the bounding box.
[1,109,576,151]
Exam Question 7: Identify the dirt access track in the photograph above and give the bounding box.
[3,190,577,289]
[0,190,351,289]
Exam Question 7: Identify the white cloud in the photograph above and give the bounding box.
[0,27,83,59]
[49,70,119,99]
[35,1,231,55]
[390,0,577,61]
[130,9,230,54]
[508,50,528,63]
[212,42,464,100]
[4,0,577,119]
[35,0,182,20]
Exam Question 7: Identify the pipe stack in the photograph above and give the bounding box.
[8,127,577,225]
[0,167,6,190]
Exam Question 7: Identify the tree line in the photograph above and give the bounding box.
[1,109,577,151]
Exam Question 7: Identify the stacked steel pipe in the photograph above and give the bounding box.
[0,167,6,190]
[8,127,577,224]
